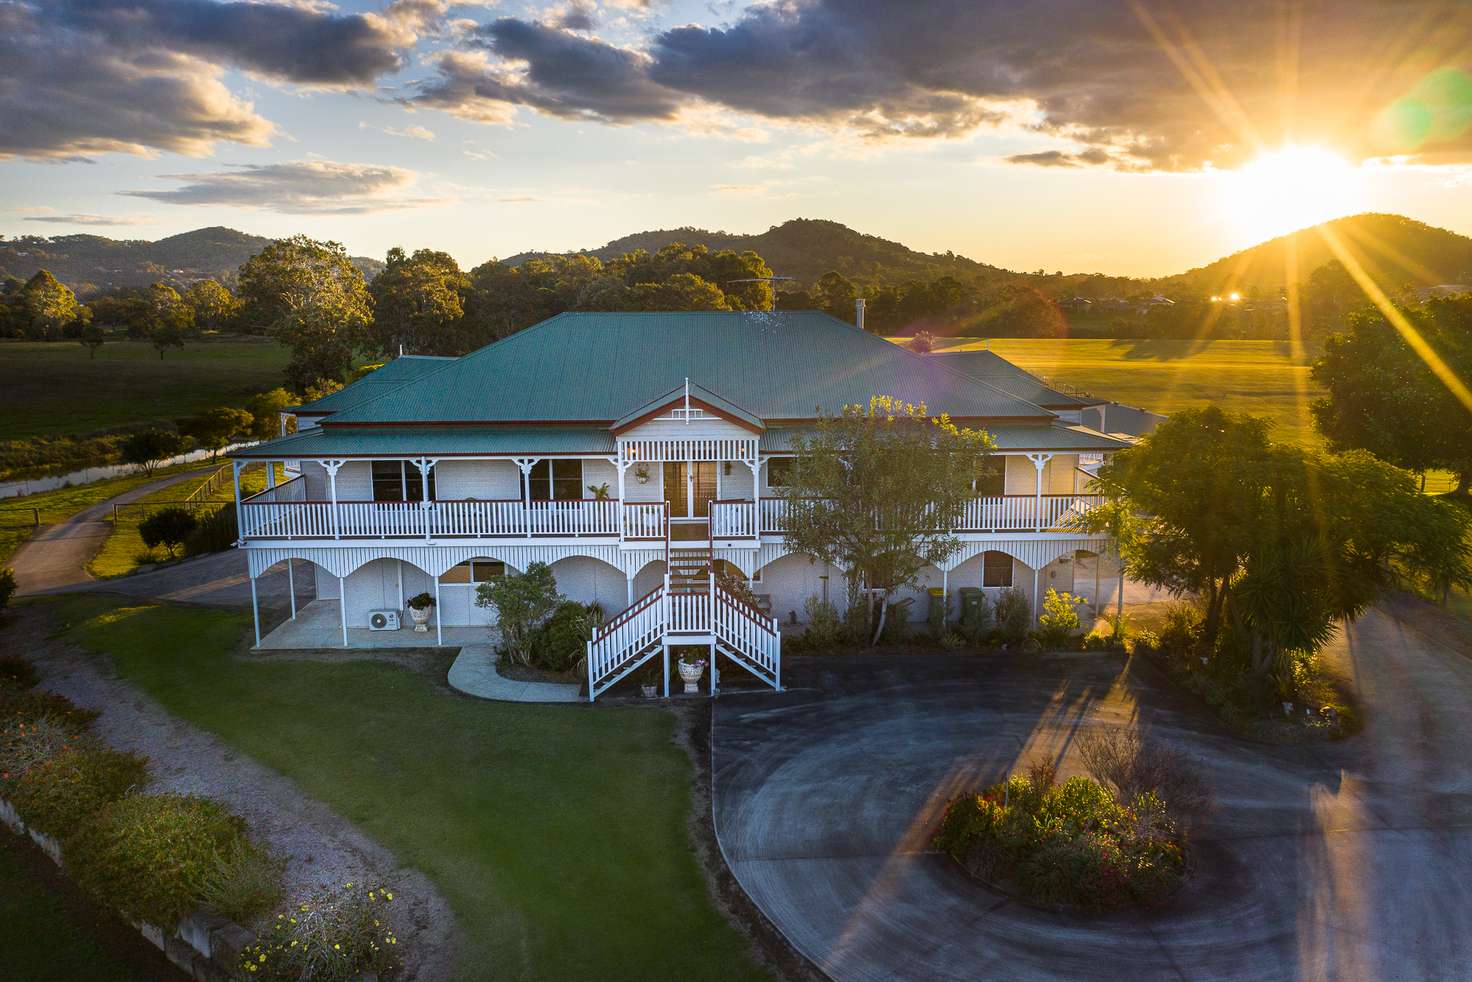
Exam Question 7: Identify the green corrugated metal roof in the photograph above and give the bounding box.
[928,350,1086,409]
[760,422,1129,453]
[323,312,1053,426]
[292,356,457,415]
[233,426,615,459]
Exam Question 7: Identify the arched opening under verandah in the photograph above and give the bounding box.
[250,554,496,650]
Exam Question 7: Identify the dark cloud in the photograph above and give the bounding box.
[409,18,681,123]
[0,3,272,160]
[0,0,449,160]
[411,1,1472,170]
[122,160,436,213]
[552,0,598,32]
[41,0,438,87]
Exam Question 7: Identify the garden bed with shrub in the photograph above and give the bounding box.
[1126,602,1358,743]
[933,732,1210,912]
[1,647,408,980]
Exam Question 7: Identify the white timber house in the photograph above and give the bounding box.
[230,311,1129,699]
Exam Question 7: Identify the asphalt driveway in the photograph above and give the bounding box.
[711,607,1472,981]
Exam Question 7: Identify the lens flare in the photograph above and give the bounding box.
[1222,145,1366,240]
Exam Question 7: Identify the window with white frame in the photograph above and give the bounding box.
[440,559,506,584]
[982,550,1013,587]
[522,459,583,500]
[371,461,435,502]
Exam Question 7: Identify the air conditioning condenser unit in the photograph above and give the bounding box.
[368,609,400,631]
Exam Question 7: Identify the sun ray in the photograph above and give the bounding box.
[1315,225,1472,416]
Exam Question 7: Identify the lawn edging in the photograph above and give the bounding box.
[0,788,256,982]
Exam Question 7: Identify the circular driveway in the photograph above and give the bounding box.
[711,609,1472,981]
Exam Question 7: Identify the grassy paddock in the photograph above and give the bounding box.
[919,338,1323,449]
[0,338,289,440]
[47,596,767,981]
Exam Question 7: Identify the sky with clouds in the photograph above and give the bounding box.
[2,0,1471,276]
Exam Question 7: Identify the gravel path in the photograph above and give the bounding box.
[8,605,459,981]
[11,468,212,595]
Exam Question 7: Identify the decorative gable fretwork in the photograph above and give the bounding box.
[618,436,759,464]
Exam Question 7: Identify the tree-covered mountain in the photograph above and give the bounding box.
[1159,214,1472,297]
[0,227,383,297]
[507,217,1016,288]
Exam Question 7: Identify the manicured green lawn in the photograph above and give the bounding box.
[925,337,1324,449]
[49,596,768,981]
[0,462,211,565]
[87,463,280,578]
[0,339,290,440]
[0,833,154,982]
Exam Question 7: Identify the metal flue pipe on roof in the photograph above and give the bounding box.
[855,297,866,332]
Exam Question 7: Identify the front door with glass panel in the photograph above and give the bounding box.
[664,461,718,539]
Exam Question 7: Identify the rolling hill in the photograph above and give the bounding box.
[0,226,384,297]
[1159,214,1472,297]
[507,217,1015,287]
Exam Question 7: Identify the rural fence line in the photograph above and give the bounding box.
[183,463,232,506]
[0,508,40,530]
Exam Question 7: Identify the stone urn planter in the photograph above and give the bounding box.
[677,658,706,694]
[406,592,435,633]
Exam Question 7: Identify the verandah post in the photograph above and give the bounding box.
[249,572,261,647]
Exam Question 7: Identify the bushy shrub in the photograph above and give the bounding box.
[139,507,198,559]
[7,747,149,838]
[0,687,101,733]
[68,794,249,927]
[199,840,285,926]
[993,587,1032,645]
[933,772,1186,910]
[1079,729,1213,830]
[476,562,561,665]
[1127,630,1161,656]
[1158,601,1204,656]
[798,596,844,650]
[0,715,84,781]
[959,592,993,642]
[0,566,15,611]
[185,502,238,557]
[239,883,402,981]
[0,653,37,691]
[528,600,597,673]
[879,599,911,644]
[1036,588,1084,648]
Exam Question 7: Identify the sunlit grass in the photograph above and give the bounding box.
[47,596,768,981]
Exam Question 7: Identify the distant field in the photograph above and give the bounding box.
[0,339,290,439]
[924,338,1323,448]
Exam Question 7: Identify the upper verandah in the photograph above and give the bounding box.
[312,311,1057,429]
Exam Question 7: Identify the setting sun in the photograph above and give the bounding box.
[1222,145,1366,241]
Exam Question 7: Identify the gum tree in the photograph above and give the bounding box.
[782,396,995,645]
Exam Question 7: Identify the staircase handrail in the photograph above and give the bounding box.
[591,583,665,642]
[713,585,780,634]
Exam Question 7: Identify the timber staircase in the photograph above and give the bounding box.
[585,534,781,701]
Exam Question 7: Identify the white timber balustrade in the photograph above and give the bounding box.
[585,579,783,701]
[710,500,757,538]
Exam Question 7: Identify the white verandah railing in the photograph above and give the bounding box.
[238,488,1104,541]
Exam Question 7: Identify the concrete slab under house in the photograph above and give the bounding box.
[230,310,1135,701]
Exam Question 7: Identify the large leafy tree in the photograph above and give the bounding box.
[782,396,996,644]
[1311,296,1472,492]
[1094,407,1276,648]
[184,279,240,333]
[144,283,192,358]
[1094,408,1471,683]
[20,270,80,339]
[368,248,469,356]
[182,406,254,458]
[237,236,372,391]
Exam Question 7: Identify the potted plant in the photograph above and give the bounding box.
[633,464,650,485]
[406,592,435,633]
[639,663,659,699]
[588,482,611,500]
[676,650,707,694]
